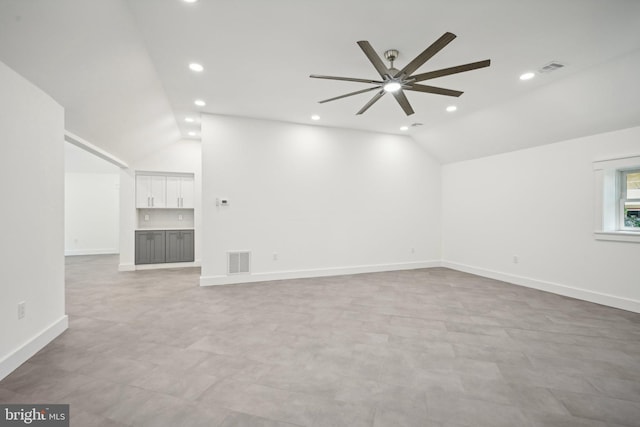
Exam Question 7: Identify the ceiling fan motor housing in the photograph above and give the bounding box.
[384,49,399,62]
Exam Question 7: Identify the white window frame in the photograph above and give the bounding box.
[593,155,640,243]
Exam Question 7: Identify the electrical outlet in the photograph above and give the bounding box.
[273,253,278,261]
[513,255,519,264]
[144,214,149,221]
[178,214,183,221]
[18,301,25,320]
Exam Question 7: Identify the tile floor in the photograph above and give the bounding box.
[1,255,639,426]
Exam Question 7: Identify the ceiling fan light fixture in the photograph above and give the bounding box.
[383,81,402,93]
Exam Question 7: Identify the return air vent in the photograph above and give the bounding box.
[227,251,251,275]
[538,61,565,73]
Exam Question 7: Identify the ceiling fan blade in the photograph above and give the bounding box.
[319,86,382,104]
[357,41,390,78]
[356,90,385,115]
[411,60,491,82]
[310,74,384,85]
[393,90,415,116]
[398,32,457,77]
[406,84,463,97]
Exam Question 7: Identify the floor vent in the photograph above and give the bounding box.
[227,251,251,275]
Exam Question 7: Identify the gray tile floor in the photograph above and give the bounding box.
[1,255,639,426]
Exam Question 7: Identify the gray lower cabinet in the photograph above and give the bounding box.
[135,230,166,264]
[165,230,195,263]
[135,229,194,265]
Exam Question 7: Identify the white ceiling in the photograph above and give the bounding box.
[1,0,639,163]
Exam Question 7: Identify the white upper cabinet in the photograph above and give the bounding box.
[166,176,194,208]
[179,175,195,208]
[136,175,167,208]
[137,173,194,209]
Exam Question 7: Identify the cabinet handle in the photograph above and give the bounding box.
[177,197,180,207]
[152,197,154,207]
[147,196,150,207]
[180,197,183,207]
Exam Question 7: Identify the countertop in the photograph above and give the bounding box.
[135,228,194,231]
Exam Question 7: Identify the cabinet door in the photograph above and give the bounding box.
[136,176,152,208]
[166,176,181,208]
[136,175,166,208]
[181,230,195,262]
[149,175,166,208]
[135,231,166,264]
[165,230,194,263]
[180,176,195,208]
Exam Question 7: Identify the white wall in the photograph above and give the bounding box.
[65,173,119,255]
[0,60,67,380]
[200,115,441,285]
[442,125,640,312]
[119,140,202,270]
[65,142,120,256]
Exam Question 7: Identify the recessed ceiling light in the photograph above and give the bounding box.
[188,131,197,137]
[383,81,402,93]
[446,105,457,112]
[311,115,320,121]
[182,0,198,3]
[185,117,195,123]
[194,99,206,107]
[400,126,409,131]
[520,72,535,81]
[189,63,204,72]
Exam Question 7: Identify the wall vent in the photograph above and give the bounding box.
[538,61,565,73]
[227,251,251,275]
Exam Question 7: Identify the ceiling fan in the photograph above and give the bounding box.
[310,32,490,116]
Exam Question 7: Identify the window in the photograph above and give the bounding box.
[621,169,640,230]
[593,155,640,243]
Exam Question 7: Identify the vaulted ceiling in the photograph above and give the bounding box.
[1,0,639,164]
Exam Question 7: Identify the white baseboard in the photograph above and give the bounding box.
[0,315,69,381]
[118,263,135,272]
[200,260,439,286]
[135,260,201,270]
[65,248,118,256]
[441,261,640,313]
[119,261,200,271]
